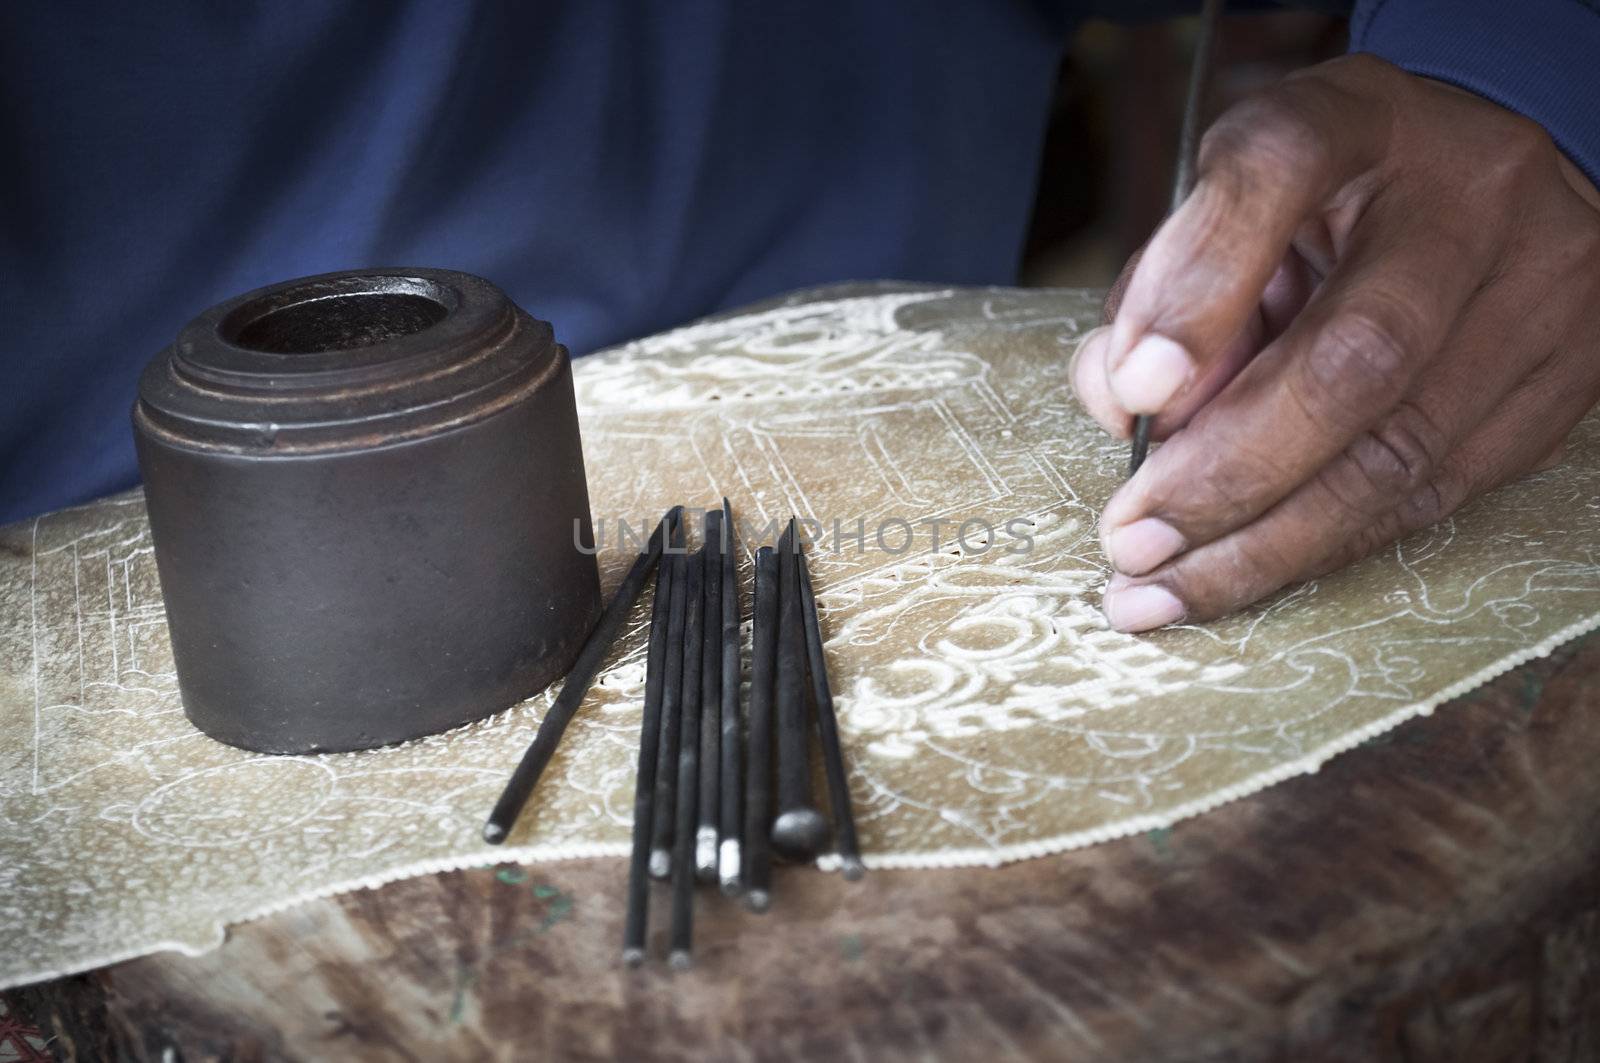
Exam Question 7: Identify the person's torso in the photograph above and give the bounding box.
[0,1,1068,519]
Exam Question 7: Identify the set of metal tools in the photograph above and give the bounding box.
[484,501,863,967]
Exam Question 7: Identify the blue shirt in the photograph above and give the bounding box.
[2,1,1596,523]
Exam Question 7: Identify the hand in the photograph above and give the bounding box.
[1071,54,1600,633]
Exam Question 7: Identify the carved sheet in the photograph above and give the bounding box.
[4,283,1600,987]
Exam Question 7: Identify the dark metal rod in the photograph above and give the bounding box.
[742,546,779,911]
[622,538,675,965]
[795,540,863,881]
[669,547,705,968]
[1130,417,1153,478]
[717,498,744,896]
[1131,0,1224,478]
[771,520,830,863]
[696,510,723,883]
[649,531,689,879]
[484,506,681,845]
[1172,0,1223,216]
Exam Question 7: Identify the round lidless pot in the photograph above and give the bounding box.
[133,268,601,753]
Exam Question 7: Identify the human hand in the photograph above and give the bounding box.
[1071,54,1600,633]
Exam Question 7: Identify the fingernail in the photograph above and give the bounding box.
[1103,583,1185,633]
[1109,334,1193,414]
[1105,518,1185,576]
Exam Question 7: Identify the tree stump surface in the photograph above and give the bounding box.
[14,631,1600,1062]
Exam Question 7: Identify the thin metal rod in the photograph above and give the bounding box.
[772,520,829,863]
[743,546,779,911]
[648,528,689,879]
[484,506,681,844]
[1172,0,1223,215]
[1130,416,1153,478]
[622,537,675,965]
[668,547,705,968]
[1131,0,1224,478]
[696,510,722,882]
[795,540,862,880]
[717,499,744,896]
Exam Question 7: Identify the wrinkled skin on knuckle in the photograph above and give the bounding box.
[1325,461,1463,573]
[1354,402,1448,498]
[1342,425,1440,514]
[1294,302,1421,424]
[1304,403,1442,536]
[1299,467,1449,589]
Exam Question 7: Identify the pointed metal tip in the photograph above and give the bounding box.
[481,821,507,846]
[1130,417,1152,476]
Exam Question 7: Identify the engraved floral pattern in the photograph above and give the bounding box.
[3,283,1599,987]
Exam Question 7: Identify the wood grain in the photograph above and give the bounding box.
[14,631,1600,1062]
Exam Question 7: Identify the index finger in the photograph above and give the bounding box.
[1102,56,1397,416]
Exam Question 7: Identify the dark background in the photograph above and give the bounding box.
[1022,10,1347,288]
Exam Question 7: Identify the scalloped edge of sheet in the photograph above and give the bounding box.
[9,604,1597,990]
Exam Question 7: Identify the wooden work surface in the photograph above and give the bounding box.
[12,631,1600,1062]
